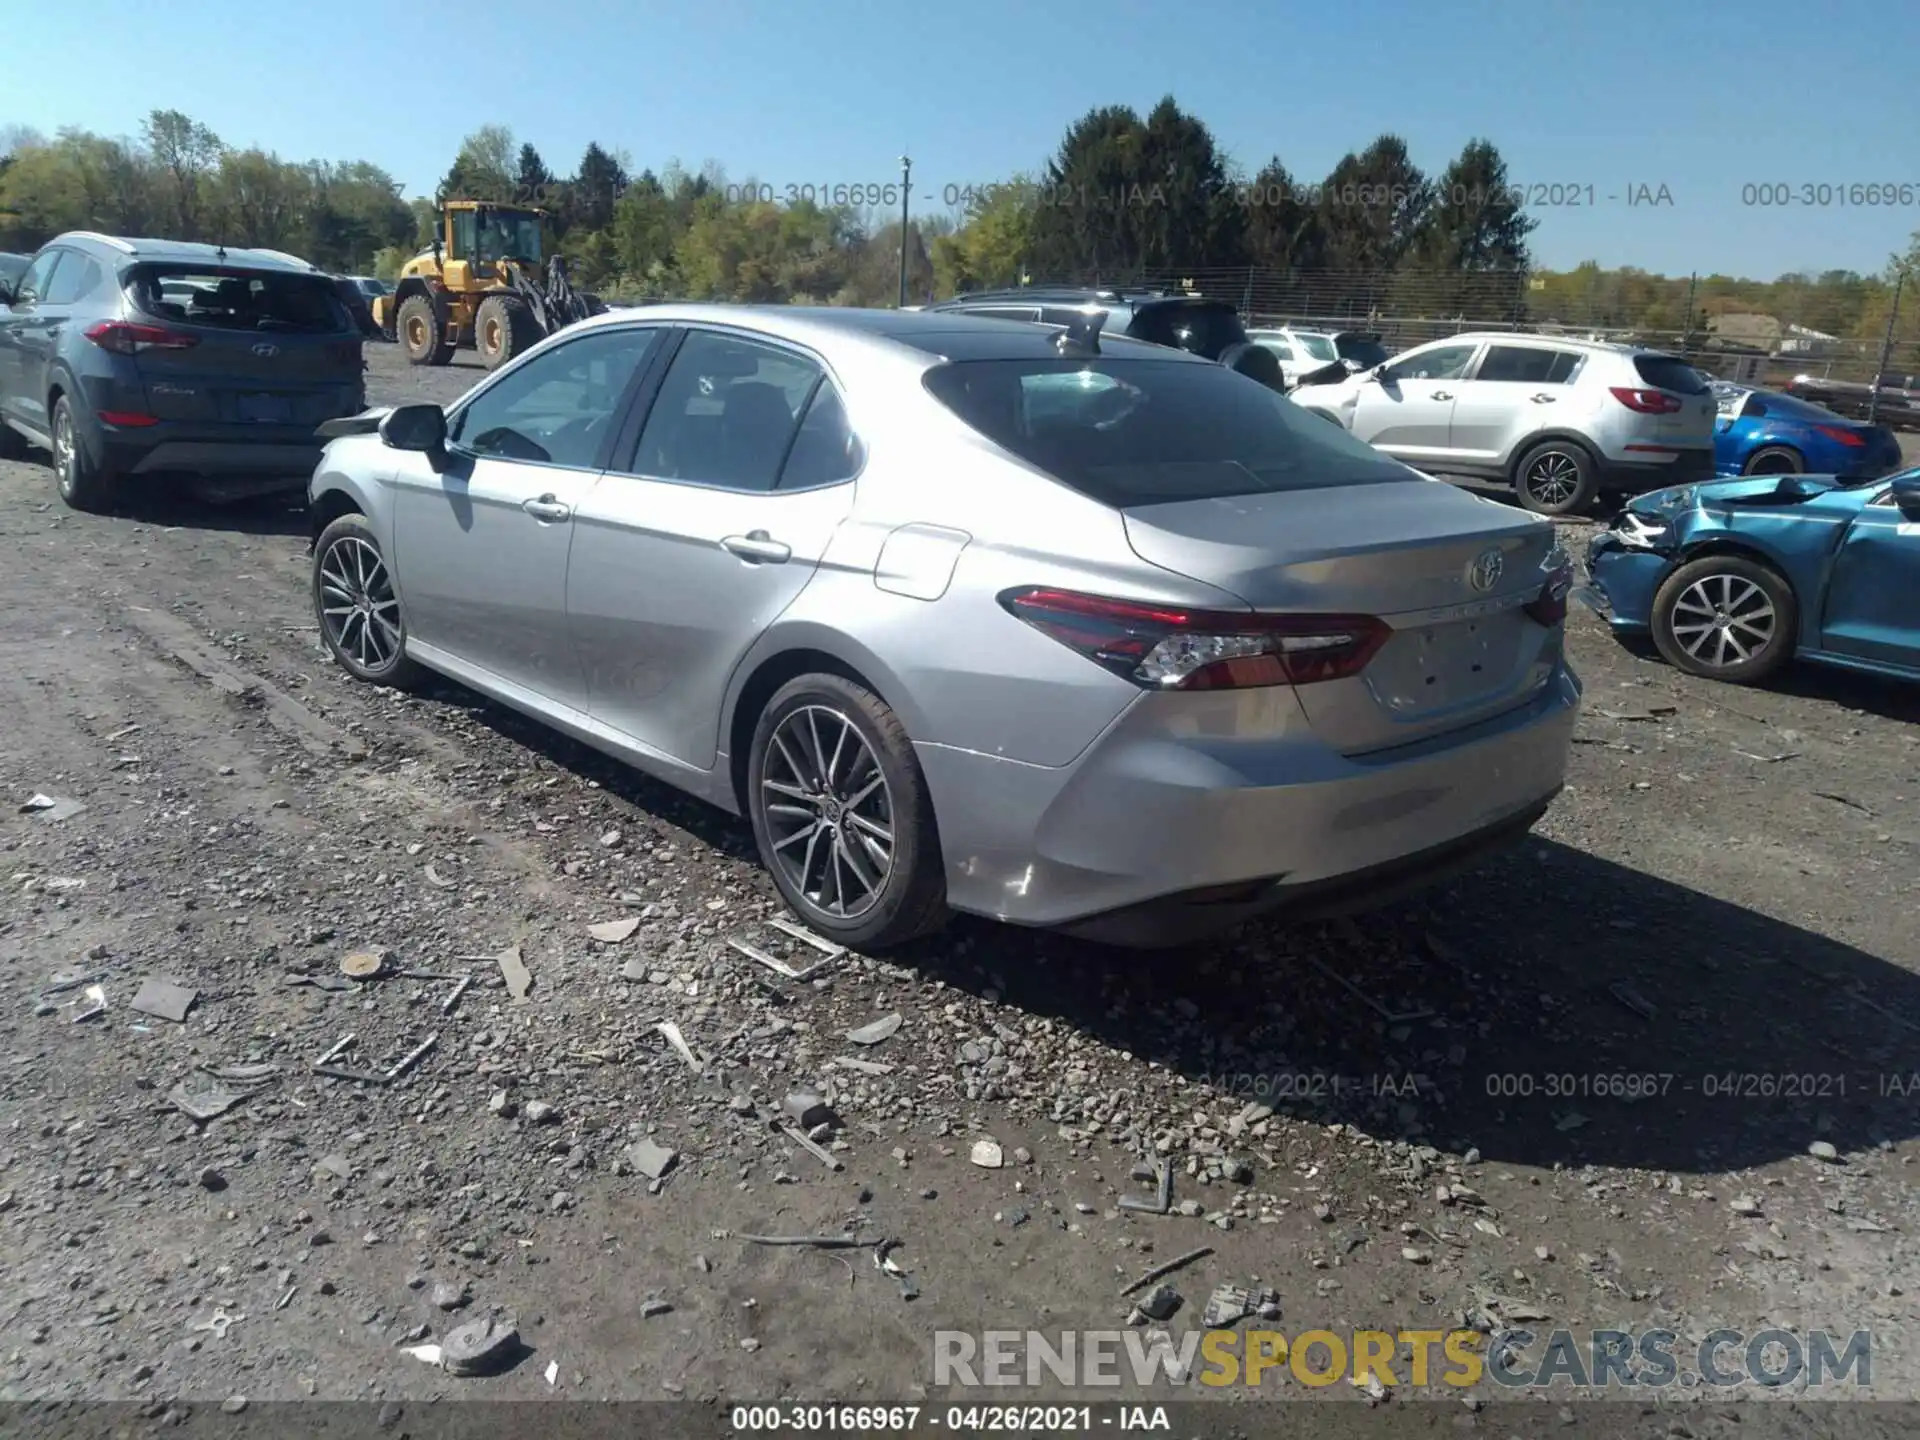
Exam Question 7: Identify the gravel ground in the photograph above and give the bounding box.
[0,344,1915,1425]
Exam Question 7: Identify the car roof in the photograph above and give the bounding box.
[48,232,324,273]
[568,303,1211,365]
[1426,331,1668,357]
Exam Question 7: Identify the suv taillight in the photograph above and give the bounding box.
[1000,587,1390,690]
[85,321,197,356]
[1608,385,1682,415]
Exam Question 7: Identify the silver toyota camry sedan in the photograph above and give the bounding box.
[308,305,1581,949]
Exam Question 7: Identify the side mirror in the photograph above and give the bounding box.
[380,403,447,459]
[1373,365,1396,384]
[1892,475,1920,520]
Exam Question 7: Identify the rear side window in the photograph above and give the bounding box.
[42,253,104,305]
[130,265,352,334]
[1475,345,1585,384]
[924,357,1408,508]
[1126,302,1247,360]
[1633,355,1710,395]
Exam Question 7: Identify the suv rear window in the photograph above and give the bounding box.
[924,357,1408,508]
[1633,355,1709,395]
[1125,301,1248,360]
[129,264,352,335]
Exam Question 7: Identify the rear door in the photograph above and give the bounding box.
[122,263,363,429]
[1346,339,1480,462]
[568,326,860,769]
[1447,343,1586,463]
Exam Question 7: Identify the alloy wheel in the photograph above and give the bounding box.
[317,534,404,672]
[53,406,76,497]
[758,704,896,920]
[1523,451,1581,507]
[1669,573,1776,669]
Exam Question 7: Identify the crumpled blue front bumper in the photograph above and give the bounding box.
[1578,529,1675,632]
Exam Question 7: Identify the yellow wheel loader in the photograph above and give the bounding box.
[369,200,605,371]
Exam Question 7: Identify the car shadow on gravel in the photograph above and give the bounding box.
[1760,663,1920,726]
[899,839,1920,1178]
[113,488,311,540]
[396,680,1915,1178]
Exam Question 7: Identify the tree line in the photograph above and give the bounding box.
[1,100,1914,351]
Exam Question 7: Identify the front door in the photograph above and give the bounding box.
[1346,339,1480,465]
[567,326,861,770]
[1819,480,1920,670]
[390,324,664,707]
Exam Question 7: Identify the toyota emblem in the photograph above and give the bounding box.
[252,342,279,358]
[1466,548,1504,593]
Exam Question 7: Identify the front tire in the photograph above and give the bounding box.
[51,395,118,513]
[313,514,423,688]
[474,294,540,371]
[1650,554,1797,684]
[398,294,454,367]
[746,673,948,950]
[1513,439,1598,516]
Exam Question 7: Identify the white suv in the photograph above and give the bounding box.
[1291,333,1717,515]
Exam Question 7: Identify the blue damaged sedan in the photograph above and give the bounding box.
[1578,469,1920,686]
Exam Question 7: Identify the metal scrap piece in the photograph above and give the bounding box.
[774,1119,844,1172]
[1121,1245,1213,1297]
[131,977,198,1024]
[384,1035,437,1082]
[169,1075,251,1121]
[495,946,532,1000]
[1119,1159,1173,1215]
[441,974,473,1015]
[656,1020,702,1071]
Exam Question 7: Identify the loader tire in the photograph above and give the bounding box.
[398,294,454,367]
[475,294,541,372]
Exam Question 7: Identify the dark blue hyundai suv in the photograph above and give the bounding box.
[0,232,365,511]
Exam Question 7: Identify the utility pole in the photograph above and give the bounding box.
[1868,272,1904,425]
[897,155,912,308]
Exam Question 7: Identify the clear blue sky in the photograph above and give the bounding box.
[7,0,1918,280]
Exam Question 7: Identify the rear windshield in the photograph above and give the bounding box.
[1335,334,1391,368]
[1125,301,1248,360]
[924,357,1410,508]
[1294,333,1339,362]
[1633,355,1710,395]
[129,264,352,335]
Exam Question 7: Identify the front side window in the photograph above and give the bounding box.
[450,326,661,468]
[629,330,823,491]
[1393,342,1479,381]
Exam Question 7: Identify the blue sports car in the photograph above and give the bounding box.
[1579,468,1920,686]
[1710,381,1904,480]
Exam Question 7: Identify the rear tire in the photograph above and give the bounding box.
[398,294,454,367]
[51,395,118,513]
[1650,554,1797,685]
[474,294,541,371]
[313,513,424,689]
[1514,439,1598,517]
[1743,445,1803,476]
[746,673,949,951]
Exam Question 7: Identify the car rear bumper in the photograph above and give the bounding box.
[102,431,324,481]
[916,665,1581,944]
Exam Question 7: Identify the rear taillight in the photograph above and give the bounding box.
[1608,386,1683,415]
[999,587,1390,690]
[1814,424,1865,447]
[85,321,197,357]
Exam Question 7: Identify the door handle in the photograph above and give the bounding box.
[1531,392,1557,403]
[1432,391,1453,401]
[521,494,572,523]
[721,530,792,564]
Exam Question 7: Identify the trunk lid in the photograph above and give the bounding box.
[124,263,364,426]
[1632,353,1715,449]
[1122,479,1566,753]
